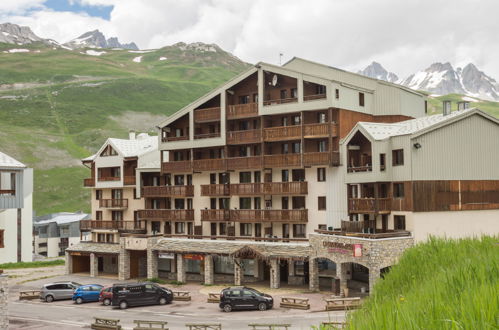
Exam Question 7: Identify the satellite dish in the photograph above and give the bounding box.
[272,74,278,86]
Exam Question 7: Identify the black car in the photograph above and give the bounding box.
[219,287,273,312]
[111,282,173,309]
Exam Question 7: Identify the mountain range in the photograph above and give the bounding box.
[65,30,138,50]
[358,61,499,101]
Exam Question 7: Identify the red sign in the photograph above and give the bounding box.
[353,244,362,257]
[183,254,204,261]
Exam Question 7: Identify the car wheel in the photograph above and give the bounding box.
[45,295,54,303]
[223,304,232,312]
[103,298,111,306]
[119,301,128,309]
[75,297,83,304]
[159,297,167,305]
[258,302,267,311]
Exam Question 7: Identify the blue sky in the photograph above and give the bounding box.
[44,0,113,20]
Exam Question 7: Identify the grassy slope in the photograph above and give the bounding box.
[347,236,498,329]
[0,43,248,215]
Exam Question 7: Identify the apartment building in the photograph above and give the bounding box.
[65,58,499,295]
[34,212,90,257]
[0,151,33,264]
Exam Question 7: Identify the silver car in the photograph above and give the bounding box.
[40,281,82,302]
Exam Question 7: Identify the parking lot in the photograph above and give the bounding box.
[6,266,347,329]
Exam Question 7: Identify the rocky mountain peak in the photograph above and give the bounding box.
[358,61,399,83]
[64,29,138,50]
[0,22,53,45]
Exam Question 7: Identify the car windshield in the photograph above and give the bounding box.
[250,289,264,296]
[71,282,82,287]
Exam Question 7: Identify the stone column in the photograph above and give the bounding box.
[234,258,242,286]
[65,251,72,275]
[369,268,381,294]
[90,253,98,278]
[309,258,319,292]
[177,254,186,283]
[287,259,295,285]
[0,274,8,330]
[119,248,130,281]
[204,255,214,285]
[147,250,158,279]
[269,259,280,289]
[337,263,348,290]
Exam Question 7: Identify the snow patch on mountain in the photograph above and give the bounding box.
[84,50,106,56]
[357,62,399,83]
[132,56,142,63]
[65,30,138,50]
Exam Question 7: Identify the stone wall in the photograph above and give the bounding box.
[0,274,8,330]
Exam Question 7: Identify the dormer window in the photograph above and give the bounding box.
[100,145,118,157]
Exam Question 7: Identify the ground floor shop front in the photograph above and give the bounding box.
[66,233,413,294]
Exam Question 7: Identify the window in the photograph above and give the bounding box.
[380,153,386,171]
[392,149,404,166]
[133,188,139,199]
[293,224,306,238]
[317,168,326,182]
[100,145,118,157]
[254,197,261,209]
[394,215,406,230]
[95,190,102,200]
[291,88,298,98]
[187,175,192,185]
[281,143,289,154]
[239,95,250,104]
[254,171,261,183]
[316,84,326,95]
[210,173,216,184]
[335,89,339,99]
[282,224,290,238]
[187,198,193,210]
[292,142,301,153]
[210,198,217,209]
[112,189,122,199]
[280,89,287,99]
[282,170,289,182]
[96,211,102,220]
[253,93,258,103]
[240,223,252,236]
[282,117,288,126]
[282,197,289,209]
[111,167,120,178]
[175,199,185,209]
[239,172,252,183]
[151,221,161,234]
[318,112,326,123]
[424,100,428,114]
[292,115,301,125]
[175,128,183,137]
[318,140,327,152]
[359,92,365,107]
[255,223,262,237]
[174,175,184,185]
[0,229,4,248]
[239,197,252,209]
[112,211,123,221]
[292,169,305,182]
[175,222,185,234]
[219,222,227,235]
[393,183,405,198]
[318,196,326,210]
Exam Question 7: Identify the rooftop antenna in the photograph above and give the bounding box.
[279,52,283,66]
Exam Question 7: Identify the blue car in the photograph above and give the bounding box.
[72,284,104,304]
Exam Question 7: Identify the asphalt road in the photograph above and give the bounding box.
[9,299,346,329]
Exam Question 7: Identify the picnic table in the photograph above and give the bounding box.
[279,297,310,310]
[325,297,362,311]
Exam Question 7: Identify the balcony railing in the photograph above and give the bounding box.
[263,97,298,106]
[97,176,120,182]
[194,132,221,140]
[162,160,193,173]
[194,107,221,123]
[162,135,189,142]
[83,178,95,187]
[137,209,194,221]
[303,123,338,138]
[227,103,258,119]
[193,158,227,172]
[201,209,308,222]
[227,156,263,170]
[303,152,331,166]
[124,176,136,185]
[348,198,392,214]
[341,220,365,233]
[264,154,301,167]
[227,129,262,144]
[303,93,326,101]
[347,165,373,173]
[0,189,15,196]
[315,228,411,239]
[80,220,146,233]
[99,199,128,209]
[142,185,194,197]
[201,182,308,196]
[264,125,301,141]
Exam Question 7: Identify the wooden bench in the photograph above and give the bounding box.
[173,291,191,301]
[185,324,221,330]
[133,320,168,330]
[207,293,220,303]
[91,317,122,330]
[19,290,41,300]
[248,324,291,330]
[325,297,362,311]
[279,297,310,310]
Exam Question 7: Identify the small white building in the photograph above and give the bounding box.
[0,151,33,263]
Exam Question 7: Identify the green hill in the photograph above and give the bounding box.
[0,42,248,215]
[347,236,498,329]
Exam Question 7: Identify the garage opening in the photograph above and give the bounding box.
[72,255,90,274]
[129,250,147,279]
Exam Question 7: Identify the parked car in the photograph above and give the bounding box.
[99,286,113,306]
[72,284,104,304]
[111,282,173,309]
[219,287,273,312]
[40,281,82,302]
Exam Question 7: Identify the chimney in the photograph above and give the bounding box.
[457,101,470,111]
[129,130,136,140]
[442,100,452,116]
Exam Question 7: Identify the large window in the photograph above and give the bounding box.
[393,183,405,198]
[317,168,326,182]
[240,223,252,236]
[293,224,306,238]
[394,215,406,230]
[239,197,252,209]
[175,222,185,234]
[239,172,251,183]
[392,149,404,166]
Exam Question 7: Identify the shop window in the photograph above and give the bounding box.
[394,215,406,230]
[294,261,305,275]
[318,196,326,210]
[186,259,200,273]
[392,149,404,166]
[393,183,405,198]
[215,256,234,274]
[317,168,326,182]
[293,224,306,238]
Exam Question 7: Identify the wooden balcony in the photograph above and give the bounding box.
[194,107,221,123]
[227,129,262,144]
[0,189,15,196]
[193,158,227,172]
[347,165,372,173]
[80,220,146,233]
[162,135,189,142]
[142,185,194,197]
[303,152,331,166]
[303,123,338,138]
[83,178,94,187]
[137,209,194,221]
[227,103,258,119]
[97,176,120,182]
[227,156,263,170]
[201,182,308,196]
[348,198,392,214]
[194,132,220,140]
[303,93,326,101]
[161,160,193,173]
[264,154,301,167]
[124,176,136,185]
[264,125,301,141]
[263,97,298,106]
[315,228,411,239]
[99,199,128,209]
[201,209,308,222]
[341,220,365,233]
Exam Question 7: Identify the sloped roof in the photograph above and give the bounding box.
[82,133,158,162]
[0,151,26,168]
[66,242,120,254]
[34,212,90,226]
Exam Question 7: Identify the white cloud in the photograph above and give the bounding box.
[1,0,498,79]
